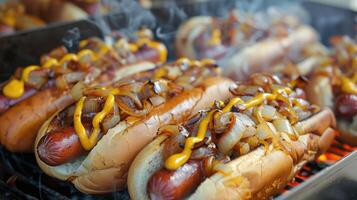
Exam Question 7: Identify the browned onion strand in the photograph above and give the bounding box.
[149,95,166,106]
[162,132,186,160]
[83,97,103,114]
[101,103,120,133]
[70,81,85,101]
[154,71,319,185]
[26,69,50,89]
[116,97,152,117]
[63,72,85,84]
[213,112,234,134]
[152,80,169,95]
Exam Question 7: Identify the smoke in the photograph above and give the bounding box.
[89,0,156,38]
[67,0,309,60]
[62,27,81,53]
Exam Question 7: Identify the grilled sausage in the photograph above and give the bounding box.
[147,160,205,200]
[335,94,357,118]
[37,124,91,166]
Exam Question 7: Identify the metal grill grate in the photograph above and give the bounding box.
[278,139,357,198]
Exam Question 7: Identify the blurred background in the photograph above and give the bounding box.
[0,0,355,72]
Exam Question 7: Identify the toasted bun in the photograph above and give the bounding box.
[305,75,334,109]
[128,134,170,200]
[0,62,156,152]
[305,75,357,145]
[222,26,318,80]
[128,113,335,200]
[175,16,213,59]
[189,129,334,200]
[35,76,235,194]
[0,89,74,152]
[175,15,318,81]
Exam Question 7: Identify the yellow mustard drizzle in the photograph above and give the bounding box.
[59,53,79,65]
[78,49,97,61]
[42,58,59,69]
[2,79,24,99]
[22,65,40,82]
[165,87,293,170]
[2,44,107,99]
[2,65,39,98]
[136,38,168,63]
[165,110,217,170]
[74,94,115,150]
[341,76,357,95]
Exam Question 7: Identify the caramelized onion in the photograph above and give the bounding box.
[272,119,294,135]
[149,95,166,106]
[260,105,278,121]
[84,87,111,97]
[242,126,256,138]
[152,80,168,95]
[235,142,250,155]
[56,72,84,90]
[55,76,69,90]
[183,111,205,130]
[231,85,264,96]
[245,136,260,149]
[70,81,85,101]
[217,113,256,154]
[83,68,101,84]
[213,112,234,134]
[256,122,277,140]
[117,91,142,109]
[166,66,182,80]
[294,107,312,121]
[116,97,152,117]
[83,97,103,114]
[26,69,49,89]
[63,72,85,84]
[249,73,274,90]
[101,104,120,132]
[162,128,186,160]
[191,147,216,160]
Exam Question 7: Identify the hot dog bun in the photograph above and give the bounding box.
[222,26,317,80]
[35,76,235,194]
[305,73,357,145]
[128,112,335,200]
[0,62,156,152]
[0,89,73,152]
[175,15,318,81]
[188,129,335,200]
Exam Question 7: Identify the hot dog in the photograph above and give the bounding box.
[0,28,167,152]
[304,36,357,145]
[175,10,321,80]
[34,58,235,194]
[128,73,336,200]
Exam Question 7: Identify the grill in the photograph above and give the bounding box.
[0,0,356,199]
[280,140,357,197]
[0,146,130,200]
[0,138,355,199]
